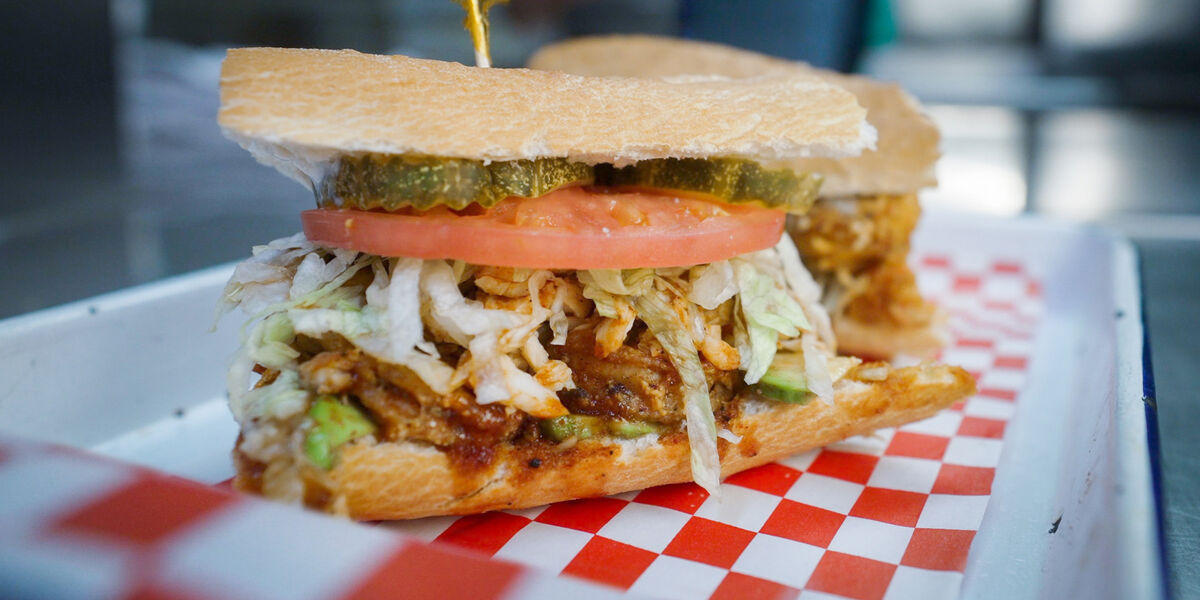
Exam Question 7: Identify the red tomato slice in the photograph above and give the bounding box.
[302,187,785,269]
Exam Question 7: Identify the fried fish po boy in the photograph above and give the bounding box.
[217,48,974,520]
[529,35,946,360]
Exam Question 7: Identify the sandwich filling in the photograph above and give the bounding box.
[220,160,867,507]
[792,193,937,345]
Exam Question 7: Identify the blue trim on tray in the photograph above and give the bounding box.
[1138,254,1171,599]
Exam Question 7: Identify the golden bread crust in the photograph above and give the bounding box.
[318,363,974,520]
[834,314,949,361]
[528,35,939,197]
[218,47,874,187]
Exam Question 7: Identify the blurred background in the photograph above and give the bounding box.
[1,0,1198,593]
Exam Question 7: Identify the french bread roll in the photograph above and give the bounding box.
[527,35,939,197]
[834,314,949,361]
[275,362,974,520]
[218,47,875,188]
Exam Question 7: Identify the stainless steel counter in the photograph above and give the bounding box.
[0,41,1197,597]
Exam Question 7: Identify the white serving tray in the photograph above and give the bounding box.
[0,214,1165,599]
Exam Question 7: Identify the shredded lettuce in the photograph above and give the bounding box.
[717,426,743,444]
[231,369,310,422]
[254,232,315,258]
[419,261,564,412]
[547,283,571,345]
[688,261,738,310]
[732,260,810,384]
[801,333,834,403]
[734,301,779,385]
[451,260,472,284]
[288,307,379,341]
[364,259,391,307]
[733,260,810,337]
[383,258,425,357]
[216,233,316,323]
[237,255,375,344]
[421,261,526,346]
[773,234,836,348]
[522,334,549,368]
[246,312,298,370]
[226,347,256,416]
[582,284,619,319]
[222,265,290,316]
[281,259,455,394]
[321,285,366,311]
[222,235,569,420]
[578,269,655,296]
[633,291,720,496]
[579,270,649,351]
[468,331,565,417]
[290,249,357,300]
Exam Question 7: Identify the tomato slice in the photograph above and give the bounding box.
[302,187,785,269]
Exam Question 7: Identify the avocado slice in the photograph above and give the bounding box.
[753,352,813,404]
[541,415,663,442]
[303,396,378,470]
[608,420,663,438]
[756,369,812,404]
[540,415,605,442]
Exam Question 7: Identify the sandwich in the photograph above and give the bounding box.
[217,47,974,520]
[529,35,946,360]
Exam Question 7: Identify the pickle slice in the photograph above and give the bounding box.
[320,155,821,213]
[320,155,594,211]
[595,158,823,213]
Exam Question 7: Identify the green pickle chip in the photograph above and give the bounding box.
[303,395,377,470]
[319,154,821,213]
[595,158,823,213]
[322,155,594,211]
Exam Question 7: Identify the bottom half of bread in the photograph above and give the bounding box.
[834,312,948,361]
[238,362,974,520]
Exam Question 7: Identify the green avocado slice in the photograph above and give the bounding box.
[753,352,814,404]
[540,415,664,442]
[303,396,377,470]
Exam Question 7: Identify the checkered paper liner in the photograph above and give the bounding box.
[0,439,622,600]
[0,251,1041,600]
[381,251,1043,600]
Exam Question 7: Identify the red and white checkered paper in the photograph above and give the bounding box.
[0,439,619,599]
[380,252,1043,600]
[0,251,1041,600]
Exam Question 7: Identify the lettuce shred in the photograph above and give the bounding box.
[733,259,810,384]
[633,291,721,496]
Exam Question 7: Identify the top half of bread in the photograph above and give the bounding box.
[527,35,940,197]
[218,47,875,188]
